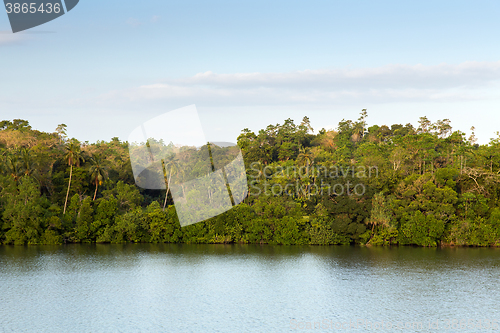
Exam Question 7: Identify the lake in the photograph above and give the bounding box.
[1,244,500,332]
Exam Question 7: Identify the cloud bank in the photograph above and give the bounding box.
[100,61,500,108]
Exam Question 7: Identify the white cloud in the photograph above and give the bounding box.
[98,61,500,108]
[171,62,500,89]
[4,61,500,145]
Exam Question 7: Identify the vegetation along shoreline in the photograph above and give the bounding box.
[1,111,500,247]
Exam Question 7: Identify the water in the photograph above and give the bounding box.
[1,244,500,332]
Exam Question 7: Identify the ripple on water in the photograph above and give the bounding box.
[1,244,500,332]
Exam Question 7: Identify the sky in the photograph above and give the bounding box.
[1,0,500,144]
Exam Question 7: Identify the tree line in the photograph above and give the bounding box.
[1,112,500,246]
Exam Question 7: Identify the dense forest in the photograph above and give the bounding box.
[1,111,500,247]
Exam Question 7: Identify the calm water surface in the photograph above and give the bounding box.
[1,244,500,332]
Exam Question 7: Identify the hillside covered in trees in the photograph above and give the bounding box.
[1,112,500,247]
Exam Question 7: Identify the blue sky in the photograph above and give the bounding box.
[1,0,500,144]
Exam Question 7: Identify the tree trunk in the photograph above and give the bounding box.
[93,180,98,201]
[163,190,168,211]
[63,164,73,214]
[163,170,171,211]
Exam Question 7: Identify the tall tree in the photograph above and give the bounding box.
[63,139,84,214]
[352,109,368,142]
[55,124,68,143]
[89,154,108,201]
[161,154,179,211]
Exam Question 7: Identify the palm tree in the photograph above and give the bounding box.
[89,154,108,201]
[161,154,179,211]
[2,152,23,182]
[20,148,38,179]
[63,140,84,214]
[297,146,313,176]
[296,147,315,199]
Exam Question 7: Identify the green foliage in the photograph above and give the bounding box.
[40,229,63,245]
[91,197,117,242]
[111,208,148,243]
[369,228,398,246]
[272,216,307,245]
[398,211,445,247]
[75,197,94,242]
[366,192,394,243]
[2,115,500,247]
[62,194,80,236]
[2,177,44,245]
[147,202,182,243]
[308,219,349,245]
